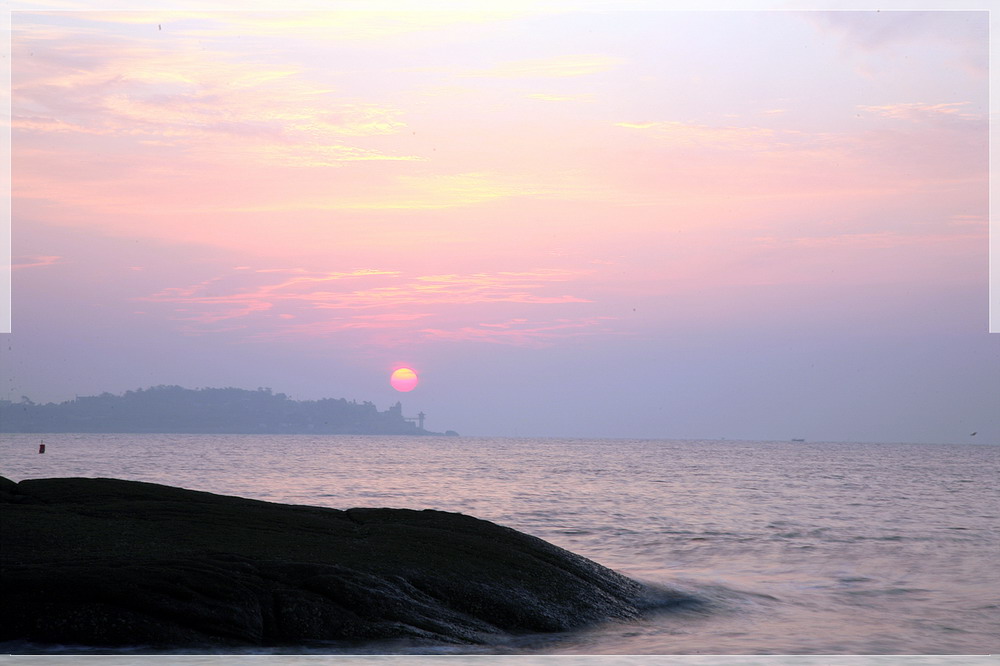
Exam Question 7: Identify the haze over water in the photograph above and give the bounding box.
[3,434,997,656]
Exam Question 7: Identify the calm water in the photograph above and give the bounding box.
[2,434,998,656]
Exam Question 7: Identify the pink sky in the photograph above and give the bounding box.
[4,8,997,443]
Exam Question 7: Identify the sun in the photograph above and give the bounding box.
[390,367,419,392]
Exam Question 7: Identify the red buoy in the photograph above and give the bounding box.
[38,442,45,454]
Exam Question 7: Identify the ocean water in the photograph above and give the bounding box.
[1,434,998,657]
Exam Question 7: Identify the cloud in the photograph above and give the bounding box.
[12,116,114,135]
[740,225,987,292]
[229,144,421,168]
[527,92,595,103]
[464,54,624,79]
[134,267,600,346]
[858,102,981,122]
[751,231,981,252]
[607,103,985,208]
[168,10,524,43]
[334,172,548,210]
[10,255,62,270]
[418,316,618,348]
[12,24,417,167]
[806,11,987,76]
[219,171,556,213]
[614,120,778,150]
[16,9,525,41]
[809,10,986,51]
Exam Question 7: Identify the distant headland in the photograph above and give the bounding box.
[0,385,457,436]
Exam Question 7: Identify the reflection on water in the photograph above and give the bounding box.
[2,434,998,655]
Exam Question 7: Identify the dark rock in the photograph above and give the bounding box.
[0,476,647,649]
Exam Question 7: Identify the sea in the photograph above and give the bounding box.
[1,434,998,665]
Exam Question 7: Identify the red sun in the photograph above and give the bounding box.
[390,367,419,392]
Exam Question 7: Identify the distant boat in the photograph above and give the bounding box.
[791,438,805,442]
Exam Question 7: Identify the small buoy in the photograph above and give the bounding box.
[38,442,46,454]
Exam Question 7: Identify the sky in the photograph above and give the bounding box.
[3,6,997,443]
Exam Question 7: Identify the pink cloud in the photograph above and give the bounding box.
[614,120,779,150]
[11,10,986,355]
[418,316,619,348]
[603,103,985,220]
[752,230,984,252]
[133,267,603,347]
[11,255,61,270]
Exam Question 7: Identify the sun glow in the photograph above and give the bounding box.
[390,367,419,392]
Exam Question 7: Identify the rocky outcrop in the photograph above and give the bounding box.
[0,476,654,649]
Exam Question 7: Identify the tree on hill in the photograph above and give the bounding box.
[0,386,431,435]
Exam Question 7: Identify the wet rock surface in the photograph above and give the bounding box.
[0,476,647,649]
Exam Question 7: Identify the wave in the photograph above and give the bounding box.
[633,578,780,618]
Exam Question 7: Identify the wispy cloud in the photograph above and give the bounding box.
[10,255,62,270]
[752,230,982,252]
[418,316,618,348]
[142,268,591,313]
[858,102,981,122]
[330,172,549,210]
[464,54,624,79]
[219,171,555,213]
[16,10,525,41]
[167,11,523,42]
[135,267,601,347]
[807,10,988,75]
[527,92,595,103]
[12,25,418,168]
[614,120,778,150]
